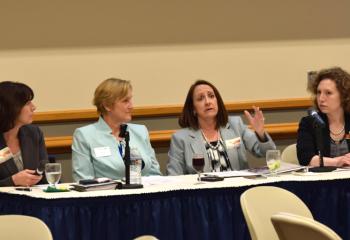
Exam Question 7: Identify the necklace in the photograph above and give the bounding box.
[330,136,344,144]
[330,125,345,136]
[201,130,221,149]
[330,128,345,144]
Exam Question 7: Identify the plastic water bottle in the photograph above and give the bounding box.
[130,148,142,184]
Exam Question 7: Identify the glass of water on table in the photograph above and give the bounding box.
[266,150,281,176]
[45,163,62,188]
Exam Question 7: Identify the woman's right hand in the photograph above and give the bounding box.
[310,154,350,167]
[12,169,42,186]
[244,106,266,139]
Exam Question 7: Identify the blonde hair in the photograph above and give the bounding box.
[93,78,132,115]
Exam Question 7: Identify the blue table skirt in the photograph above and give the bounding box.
[0,179,349,240]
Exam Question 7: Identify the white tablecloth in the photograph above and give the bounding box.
[1,169,350,199]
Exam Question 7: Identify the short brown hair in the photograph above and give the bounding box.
[179,80,228,129]
[310,67,350,113]
[93,78,132,115]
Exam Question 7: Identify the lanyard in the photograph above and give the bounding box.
[118,140,125,158]
[118,144,123,157]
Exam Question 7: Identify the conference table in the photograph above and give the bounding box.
[0,171,350,240]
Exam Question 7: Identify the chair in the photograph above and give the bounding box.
[271,212,342,240]
[281,144,298,165]
[240,186,313,240]
[0,215,53,240]
[134,235,159,240]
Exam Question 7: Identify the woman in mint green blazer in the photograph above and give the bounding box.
[72,78,161,181]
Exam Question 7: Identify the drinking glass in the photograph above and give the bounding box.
[266,150,281,176]
[192,153,205,182]
[45,163,62,188]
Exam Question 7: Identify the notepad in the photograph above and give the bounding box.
[70,180,122,192]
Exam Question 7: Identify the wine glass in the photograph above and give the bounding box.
[192,153,205,182]
[45,163,62,188]
[266,150,281,176]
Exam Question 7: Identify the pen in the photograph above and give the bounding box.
[15,187,31,191]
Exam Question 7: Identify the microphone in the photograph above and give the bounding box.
[117,124,143,189]
[306,108,336,172]
[308,109,325,128]
[119,124,128,138]
[34,161,45,176]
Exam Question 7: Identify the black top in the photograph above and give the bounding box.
[0,124,48,186]
[297,112,350,166]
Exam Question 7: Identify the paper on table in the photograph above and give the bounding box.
[291,171,321,176]
[204,170,258,178]
[142,176,185,186]
[248,162,306,175]
[204,162,306,178]
[335,167,350,171]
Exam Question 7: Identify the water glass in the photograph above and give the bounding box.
[266,150,281,176]
[45,163,62,188]
[130,159,142,185]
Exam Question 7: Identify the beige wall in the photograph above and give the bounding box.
[1,40,350,111]
[1,1,350,111]
[1,1,350,182]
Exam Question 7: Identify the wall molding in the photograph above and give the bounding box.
[45,122,299,154]
[34,97,312,124]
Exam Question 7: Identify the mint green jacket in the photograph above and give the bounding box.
[72,117,161,181]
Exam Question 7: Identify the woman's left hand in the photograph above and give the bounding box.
[244,106,266,140]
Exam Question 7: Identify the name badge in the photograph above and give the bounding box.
[93,147,112,157]
[225,137,241,149]
[0,147,13,164]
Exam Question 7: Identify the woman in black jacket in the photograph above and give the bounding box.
[297,67,350,167]
[0,81,48,186]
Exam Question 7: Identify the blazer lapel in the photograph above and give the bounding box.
[18,128,35,170]
[320,113,331,157]
[0,134,7,151]
[344,114,350,150]
[0,134,19,174]
[189,129,211,172]
[220,124,241,170]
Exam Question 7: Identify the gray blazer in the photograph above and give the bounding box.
[166,116,276,175]
[0,125,48,186]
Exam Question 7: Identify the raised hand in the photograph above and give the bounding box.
[244,106,266,140]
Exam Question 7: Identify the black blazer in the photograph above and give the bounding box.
[0,125,48,186]
[297,112,350,166]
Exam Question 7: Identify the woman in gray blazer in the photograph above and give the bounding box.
[167,80,276,175]
[0,81,48,186]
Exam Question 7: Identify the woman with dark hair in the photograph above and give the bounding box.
[297,67,350,166]
[166,80,276,175]
[0,81,47,186]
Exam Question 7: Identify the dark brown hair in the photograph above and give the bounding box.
[179,80,228,129]
[310,67,350,113]
[0,81,34,132]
